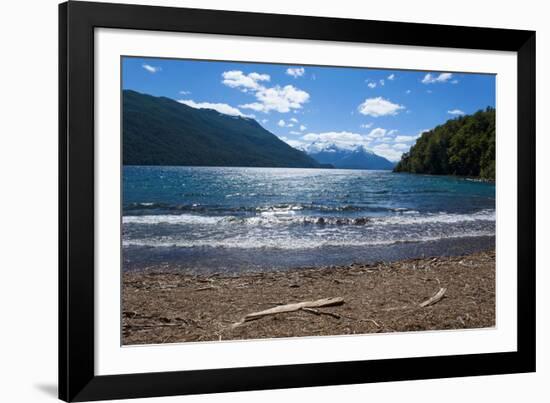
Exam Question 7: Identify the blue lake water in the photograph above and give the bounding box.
[123,166,495,273]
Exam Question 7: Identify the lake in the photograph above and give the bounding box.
[122,166,495,273]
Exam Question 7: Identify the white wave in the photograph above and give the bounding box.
[122,209,495,227]
[373,209,495,225]
[123,230,494,250]
[122,214,224,225]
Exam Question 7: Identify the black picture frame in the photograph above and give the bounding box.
[59,1,536,401]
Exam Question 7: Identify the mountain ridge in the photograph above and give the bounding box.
[298,143,395,170]
[123,90,321,168]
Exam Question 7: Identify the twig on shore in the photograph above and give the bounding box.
[232,297,344,327]
[419,287,447,307]
[195,286,217,291]
[301,307,341,319]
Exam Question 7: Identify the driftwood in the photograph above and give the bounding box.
[301,307,341,319]
[232,297,344,327]
[194,286,217,292]
[420,287,447,307]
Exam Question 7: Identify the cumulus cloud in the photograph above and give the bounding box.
[393,143,411,151]
[222,70,270,91]
[302,131,368,151]
[379,79,385,86]
[223,70,310,114]
[394,135,418,142]
[178,99,252,118]
[388,74,395,80]
[448,109,465,115]
[286,67,305,78]
[367,82,377,89]
[280,136,306,149]
[366,127,387,139]
[142,64,161,73]
[360,123,373,129]
[300,124,307,131]
[240,85,310,113]
[371,143,408,162]
[277,119,295,128]
[421,72,453,84]
[358,97,405,117]
[290,117,299,123]
[283,126,417,161]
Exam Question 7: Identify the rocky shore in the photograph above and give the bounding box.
[122,250,495,345]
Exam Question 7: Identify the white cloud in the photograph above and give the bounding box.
[179,90,191,95]
[448,109,465,115]
[302,131,369,151]
[365,128,387,139]
[379,79,385,86]
[240,84,310,113]
[261,119,269,124]
[358,97,405,117]
[360,123,373,129]
[290,117,299,123]
[286,67,305,78]
[367,82,377,89]
[222,70,270,91]
[394,135,418,143]
[224,69,310,114]
[178,99,252,118]
[142,64,161,73]
[406,90,411,94]
[394,143,411,151]
[388,74,395,80]
[292,127,416,161]
[371,143,408,162]
[237,102,265,112]
[289,130,301,135]
[421,72,453,84]
[299,124,307,131]
[277,119,295,128]
[280,136,306,149]
[451,79,459,84]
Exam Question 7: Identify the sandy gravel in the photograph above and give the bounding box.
[122,250,495,345]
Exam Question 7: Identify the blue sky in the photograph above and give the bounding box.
[122,57,495,161]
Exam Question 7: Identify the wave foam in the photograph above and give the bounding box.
[123,209,495,227]
[123,230,495,250]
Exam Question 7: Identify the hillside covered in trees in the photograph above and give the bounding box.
[394,107,495,179]
[123,90,321,168]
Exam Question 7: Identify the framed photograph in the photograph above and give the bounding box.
[59,1,536,401]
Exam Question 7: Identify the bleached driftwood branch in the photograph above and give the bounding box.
[232,297,344,327]
[420,288,447,307]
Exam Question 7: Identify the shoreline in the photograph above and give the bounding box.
[122,249,495,345]
[123,235,495,275]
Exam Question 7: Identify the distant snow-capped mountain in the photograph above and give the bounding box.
[300,142,395,170]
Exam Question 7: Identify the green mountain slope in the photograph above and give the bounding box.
[123,90,321,168]
[394,107,495,179]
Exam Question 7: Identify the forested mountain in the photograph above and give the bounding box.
[123,90,321,168]
[394,107,495,179]
[305,144,394,170]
